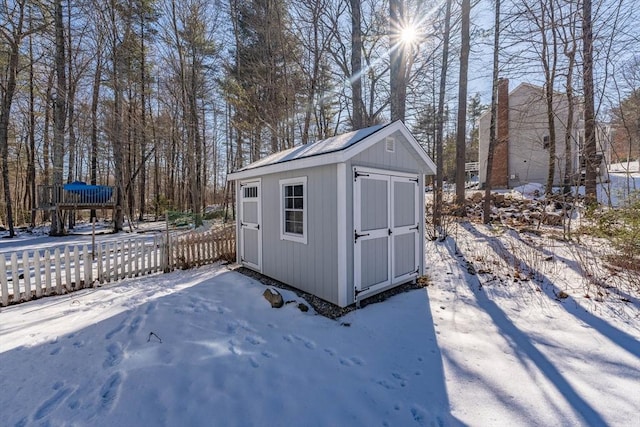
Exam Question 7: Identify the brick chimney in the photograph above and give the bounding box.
[492,78,509,188]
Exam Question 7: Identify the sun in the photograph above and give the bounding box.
[400,24,418,45]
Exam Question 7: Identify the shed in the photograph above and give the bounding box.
[227,120,436,307]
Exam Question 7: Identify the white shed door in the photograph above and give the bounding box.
[240,180,262,271]
[354,168,419,299]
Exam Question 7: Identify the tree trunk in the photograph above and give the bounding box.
[484,0,501,224]
[109,0,124,231]
[582,0,597,205]
[455,0,471,210]
[389,0,406,122]
[350,0,364,129]
[28,20,36,227]
[66,4,77,230]
[51,0,67,236]
[433,0,452,229]
[42,70,53,222]
[138,16,147,222]
[90,40,102,221]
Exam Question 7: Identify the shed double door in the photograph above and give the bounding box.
[354,167,420,298]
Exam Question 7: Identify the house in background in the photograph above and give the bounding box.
[478,79,608,189]
[228,121,436,307]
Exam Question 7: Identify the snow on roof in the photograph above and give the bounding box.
[233,124,386,173]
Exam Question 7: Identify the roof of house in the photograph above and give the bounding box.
[228,120,436,180]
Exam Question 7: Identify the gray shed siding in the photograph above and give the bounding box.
[350,130,425,173]
[259,164,340,304]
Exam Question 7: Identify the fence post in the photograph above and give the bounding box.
[23,250,32,301]
[97,243,104,285]
[105,242,111,283]
[11,253,20,302]
[54,249,62,295]
[64,247,71,290]
[83,245,92,286]
[127,239,134,278]
[44,250,52,295]
[0,254,8,306]
[74,246,81,289]
[92,217,96,260]
[34,253,42,298]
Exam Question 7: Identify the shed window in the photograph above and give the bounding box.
[243,186,258,198]
[280,177,307,244]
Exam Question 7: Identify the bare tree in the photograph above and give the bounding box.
[582,0,597,205]
[50,0,67,236]
[484,0,501,224]
[389,0,406,122]
[455,0,471,210]
[0,1,45,237]
[433,0,452,229]
[350,0,365,129]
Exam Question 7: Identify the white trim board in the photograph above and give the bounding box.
[336,163,348,307]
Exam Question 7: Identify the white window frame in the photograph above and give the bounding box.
[280,176,308,244]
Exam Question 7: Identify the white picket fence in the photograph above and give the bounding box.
[0,224,236,307]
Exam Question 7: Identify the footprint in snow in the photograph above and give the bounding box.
[145,302,156,315]
[375,379,394,390]
[49,347,61,356]
[249,357,259,368]
[282,335,294,343]
[339,356,363,367]
[339,358,353,367]
[261,351,275,358]
[105,322,125,340]
[245,335,263,345]
[128,315,142,335]
[350,356,364,366]
[293,335,316,349]
[103,342,124,368]
[392,372,407,381]
[33,384,72,420]
[214,306,228,315]
[228,340,240,355]
[324,348,336,356]
[99,372,123,412]
[410,406,426,425]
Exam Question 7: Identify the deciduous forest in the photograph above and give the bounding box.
[1,0,638,236]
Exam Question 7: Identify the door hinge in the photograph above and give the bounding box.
[388,228,392,235]
[410,224,419,231]
[355,230,370,242]
[354,171,370,181]
[410,177,419,183]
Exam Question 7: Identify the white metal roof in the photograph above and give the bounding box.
[228,120,436,180]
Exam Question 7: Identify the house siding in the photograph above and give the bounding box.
[259,164,340,305]
[479,83,581,188]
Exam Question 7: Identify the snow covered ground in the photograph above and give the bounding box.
[1,219,639,426]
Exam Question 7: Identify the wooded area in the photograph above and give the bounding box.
[1,0,639,237]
